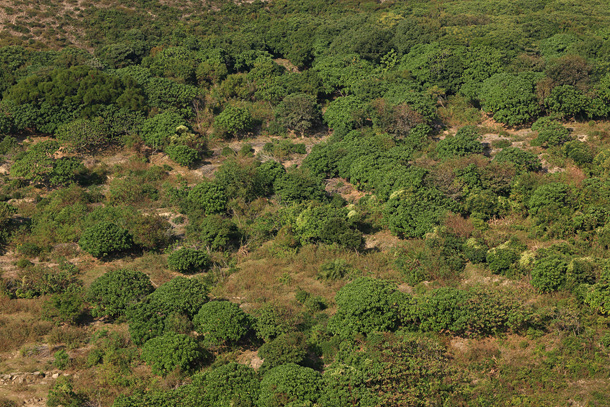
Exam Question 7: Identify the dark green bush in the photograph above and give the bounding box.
[197,215,241,251]
[165,143,200,167]
[214,106,254,138]
[585,268,610,315]
[319,363,378,407]
[462,238,488,264]
[384,188,455,238]
[275,93,322,136]
[167,248,211,274]
[78,221,134,258]
[258,332,308,371]
[88,269,154,318]
[328,277,410,338]
[141,333,205,376]
[187,181,227,215]
[486,247,519,275]
[128,277,209,345]
[253,304,294,342]
[274,168,327,203]
[531,119,571,147]
[141,112,186,149]
[258,363,323,407]
[562,140,593,166]
[193,301,252,346]
[53,349,70,370]
[531,255,568,292]
[494,147,542,172]
[42,286,85,325]
[185,363,260,406]
[436,126,483,159]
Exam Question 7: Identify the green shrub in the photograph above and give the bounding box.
[193,301,252,346]
[274,168,327,203]
[88,269,154,318]
[254,304,294,342]
[275,93,322,136]
[323,96,368,132]
[258,332,308,371]
[486,247,519,275]
[128,277,209,345]
[319,363,378,407]
[187,181,227,214]
[47,376,86,407]
[405,287,528,336]
[463,238,488,264]
[436,125,483,159]
[384,188,455,238]
[479,72,542,125]
[562,140,593,166]
[584,268,610,315]
[42,286,85,325]
[317,259,355,281]
[141,333,205,376]
[494,147,542,172]
[0,135,18,155]
[328,277,410,338]
[528,182,570,218]
[198,215,241,251]
[141,112,186,149]
[566,258,597,289]
[258,363,323,407]
[55,118,110,153]
[238,143,254,157]
[78,221,134,258]
[531,255,568,292]
[531,119,571,147]
[54,349,70,370]
[167,248,211,274]
[186,363,260,406]
[165,143,200,167]
[214,106,254,137]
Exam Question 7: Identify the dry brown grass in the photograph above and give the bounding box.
[443,213,475,238]
[217,243,398,312]
[0,316,53,353]
[0,296,43,315]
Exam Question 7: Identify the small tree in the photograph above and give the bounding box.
[275,93,322,136]
[167,248,211,274]
[198,215,241,251]
[78,221,134,258]
[165,143,200,167]
[88,269,154,318]
[193,300,252,346]
[141,333,205,376]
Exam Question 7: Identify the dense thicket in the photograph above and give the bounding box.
[2,0,610,406]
